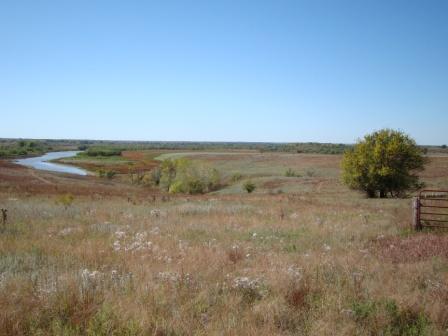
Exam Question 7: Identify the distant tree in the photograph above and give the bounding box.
[159,158,220,194]
[442,144,447,149]
[243,181,256,193]
[342,129,427,198]
[86,147,122,157]
[160,159,177,191]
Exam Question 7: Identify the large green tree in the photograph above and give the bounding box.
[342,129,427,198]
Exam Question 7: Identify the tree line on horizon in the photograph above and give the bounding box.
[1,137,446,159]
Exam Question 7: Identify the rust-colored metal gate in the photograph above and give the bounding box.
[414,190,448,230]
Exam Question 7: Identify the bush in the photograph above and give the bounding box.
[285,168,300,177]
[160,159,177,191]
[86,147,122,157]
[56,194,74,209]
[342,129,427,198]
[243,181,256,193]
[231,173,243,182]
[97,169,116,179]
[159,158,221,194]
[305,169,315,177]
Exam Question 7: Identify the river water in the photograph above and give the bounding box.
[15,151,88,176]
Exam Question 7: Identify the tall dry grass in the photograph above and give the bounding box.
[1,153,447,335]
[1,191,446,335]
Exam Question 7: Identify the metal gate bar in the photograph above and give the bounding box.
[414,190,448,230]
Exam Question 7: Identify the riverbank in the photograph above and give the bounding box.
[15,151,88,176]
[54,150,163,175]
[0,158,160,197]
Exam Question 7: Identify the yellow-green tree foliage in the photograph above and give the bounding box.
[342,129,427,198]
[159,158,220,194]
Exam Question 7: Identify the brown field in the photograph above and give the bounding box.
[54,150,163,175]
[1,152,448,335]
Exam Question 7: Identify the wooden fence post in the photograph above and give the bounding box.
[413,197,422,230]
[1,208,7,230]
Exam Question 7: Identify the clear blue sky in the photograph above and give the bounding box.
[1,0,447,144]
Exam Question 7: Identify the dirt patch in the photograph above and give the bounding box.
[373,233,448,263]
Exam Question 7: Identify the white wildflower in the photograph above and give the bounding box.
[80,268,103,289]
[287,265,302,280]
[149,226,160,235]
[341,309,355,317]
[157,271,180,283]
[232,276,260,290]
[290,212,299,219]
[115,231,126,239]
[113,240,121,251]
[135,232,148,242]
[150,209,161,217]
[59,227,76,236]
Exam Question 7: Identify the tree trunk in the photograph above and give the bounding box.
[366,189,376,198]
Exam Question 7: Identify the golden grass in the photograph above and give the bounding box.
[1,153,447,335]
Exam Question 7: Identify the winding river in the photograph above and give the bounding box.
[15,151,88,176]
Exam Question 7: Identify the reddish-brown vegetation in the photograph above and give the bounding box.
[373,233,448,263]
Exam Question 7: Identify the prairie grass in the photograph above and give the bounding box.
[1,152,447,335]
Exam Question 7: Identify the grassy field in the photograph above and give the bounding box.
[1,152,448,335]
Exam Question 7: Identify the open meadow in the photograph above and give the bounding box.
[3,0,448,334]
[1,151,448,335]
